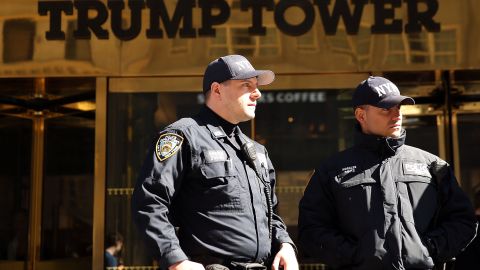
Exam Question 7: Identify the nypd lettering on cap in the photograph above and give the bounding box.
[233,60,253,72]
[155,133,183,162]
[374,82,400,97]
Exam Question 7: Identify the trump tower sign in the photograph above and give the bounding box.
[38,0,441,40]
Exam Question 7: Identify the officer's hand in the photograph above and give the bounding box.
[271,243,298,270]
[169,260,205,270]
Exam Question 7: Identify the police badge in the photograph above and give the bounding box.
[155,133,183,161]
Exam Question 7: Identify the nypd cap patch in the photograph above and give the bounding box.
[155,133,183,161]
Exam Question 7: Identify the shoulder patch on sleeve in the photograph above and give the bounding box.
[155,133,184,162]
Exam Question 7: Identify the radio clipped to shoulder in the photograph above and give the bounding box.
[239,137,273,239]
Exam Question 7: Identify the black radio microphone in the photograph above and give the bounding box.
[240,139,273,239]
[241,140,256,160]
[241,140,259,172]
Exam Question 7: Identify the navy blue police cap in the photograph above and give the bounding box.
[352,76,415,109]
[202,55,275,94]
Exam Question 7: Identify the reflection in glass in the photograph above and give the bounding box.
[232,28,255,56]
[255,89,355,265]
[408,32,429,64]
[0,77,95,270]
[296,28,319,53]
[0,117,31,261]
[402,115,439,156]
[256,90,353,171]
[65,20,92,61]
[41,116,94,260]
[3,19,35,63]
[258,28,280,56]
[457,113,480,200]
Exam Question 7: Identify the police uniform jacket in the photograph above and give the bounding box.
[298,128,477,270]
[455,214,480,269]
[132,106,293,269]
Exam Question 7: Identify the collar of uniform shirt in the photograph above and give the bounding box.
[354,127,406,154]
[203,105,237,137]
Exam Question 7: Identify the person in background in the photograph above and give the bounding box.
[105,232,123,269]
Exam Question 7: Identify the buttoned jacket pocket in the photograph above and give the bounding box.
[330,171,379,232]
[396,176,435,269]
[396,174,437,232]
[199,160,242,212]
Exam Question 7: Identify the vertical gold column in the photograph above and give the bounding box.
[451,112,462,184]
[448,71,462,184]
[28,118,44,270]
[92,78,107,270]
[28,78,46,270]
[436,114,447,161]
[442,70,455,165]
[435,70,447,161]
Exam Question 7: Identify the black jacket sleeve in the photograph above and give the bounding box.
[131,131,189,269]
[425,161,478,263]
[298,168,358,268]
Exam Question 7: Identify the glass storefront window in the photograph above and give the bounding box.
[0,117,31,263]
[0,77,96,270]
[41,116,94,261]
[402,115,439,156]
[255,90,357,258]
[458,113,480,200]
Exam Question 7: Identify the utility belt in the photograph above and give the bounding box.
[205,262,266,270]
[227,262,266,270]
[190,255,267,270]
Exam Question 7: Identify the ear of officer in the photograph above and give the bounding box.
[352,76,414,136]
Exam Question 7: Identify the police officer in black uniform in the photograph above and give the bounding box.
[132,55,298,270]
[298,76,477,270]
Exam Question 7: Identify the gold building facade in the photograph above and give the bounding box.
[1,1,480,270]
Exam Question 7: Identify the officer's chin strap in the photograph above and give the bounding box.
[240,138,273,239]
